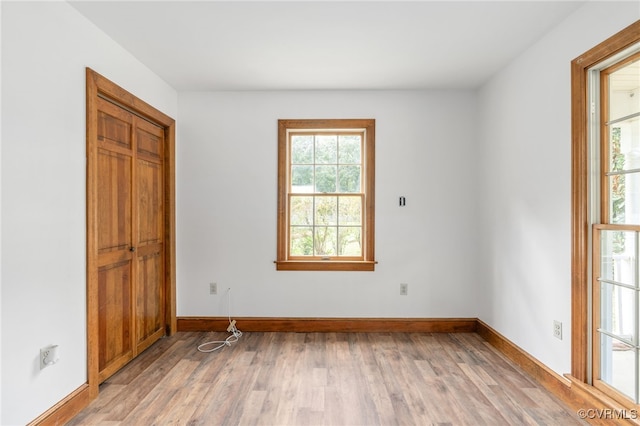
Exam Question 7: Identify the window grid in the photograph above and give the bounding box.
[288,132,364,259]
[596,227,640,403]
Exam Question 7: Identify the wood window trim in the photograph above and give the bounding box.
[276,119,376,271]
[571,20,640,385]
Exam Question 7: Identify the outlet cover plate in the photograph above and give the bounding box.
[40,345,58,369]
[553,320,562,340]
[400,283,408,296]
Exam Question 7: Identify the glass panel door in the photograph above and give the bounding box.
[596,52,640,403]
[596,227,638,401]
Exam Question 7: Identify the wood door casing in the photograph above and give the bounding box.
[87,68,176,396]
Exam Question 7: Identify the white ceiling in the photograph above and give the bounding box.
[69,0,586,91]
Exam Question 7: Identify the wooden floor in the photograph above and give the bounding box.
[68,331,585,425]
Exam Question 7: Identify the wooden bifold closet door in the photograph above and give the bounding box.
[95,97,166,382]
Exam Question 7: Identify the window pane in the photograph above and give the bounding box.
[338,196,362,225]
[339,135,361,164]
[608,122,640,173]
[600,230,636,285]
[600,281,636,339]
[314,226,337,256]
[338,165,361,193]
[291,165,313,193]
[599,333,636,401]
[608,59,639,122]
[291,226,313,256]
[609,172,640,224]
[291,135,313,164]
[290,196,313,226]
[338,227,361,256]
[609,173,627,224]
[315,166,336,193]
[315,196,337,225]
[315,135,337,164]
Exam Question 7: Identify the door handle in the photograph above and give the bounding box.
[129,247,136,252]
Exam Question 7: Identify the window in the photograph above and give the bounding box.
[593,51,640,403]
[571,20,640,407]
[276,119,375,271]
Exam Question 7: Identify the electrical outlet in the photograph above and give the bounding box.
[400,283,408,296]
[40,345,59,369]
[553,320,562,340]
[40,348,51,369]
[209,282,217,295]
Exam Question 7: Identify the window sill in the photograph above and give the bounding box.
[275,260,376,271]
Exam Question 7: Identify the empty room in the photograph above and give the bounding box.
[2,1,640,424]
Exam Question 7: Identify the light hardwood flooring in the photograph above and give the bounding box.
[68,331,586,425]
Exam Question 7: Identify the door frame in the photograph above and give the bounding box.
[86,68,176,398]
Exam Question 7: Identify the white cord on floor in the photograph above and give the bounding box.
[197,288,243,353]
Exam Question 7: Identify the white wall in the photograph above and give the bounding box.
[0,2,177,424]
[477,3,639,375]
[0,2,3,422]
[177,90,481,319]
